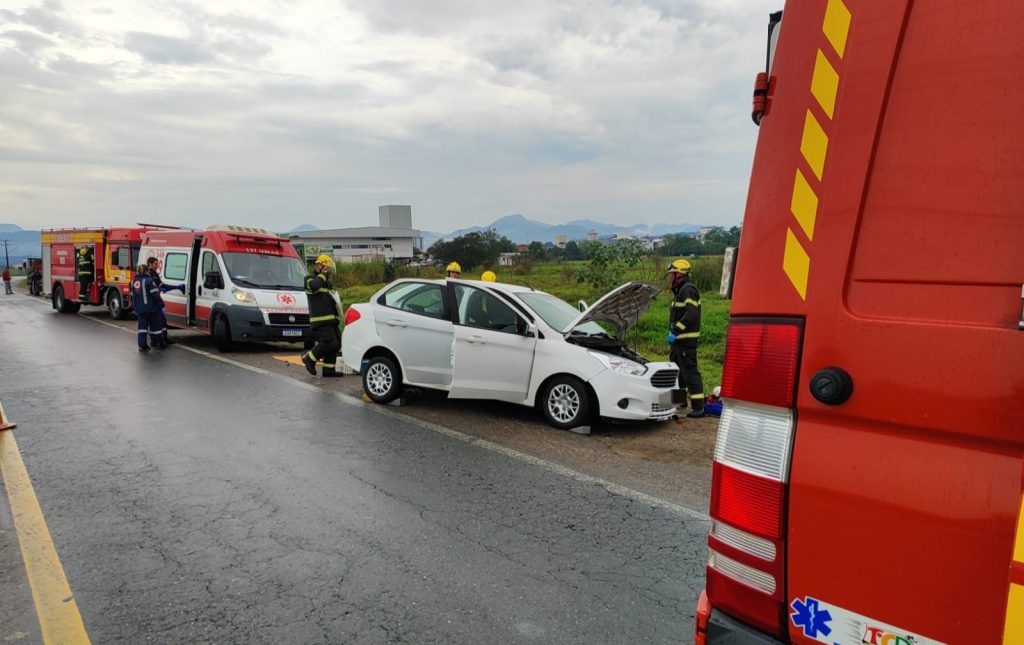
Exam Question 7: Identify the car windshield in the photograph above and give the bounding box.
[517,292,606,335]
[221,252,308,291]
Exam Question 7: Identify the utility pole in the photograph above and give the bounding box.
[1,239,9,269]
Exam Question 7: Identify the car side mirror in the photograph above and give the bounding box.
[524,322,538,338]
[578,300,588,312]
[204,272,223,290]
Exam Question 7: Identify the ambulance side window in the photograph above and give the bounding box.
[164,253,188,281]
[202,252,220,279]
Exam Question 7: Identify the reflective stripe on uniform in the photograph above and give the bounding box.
[682,298,701,307]
[309,314,338,323]
[689,392,705,399]
[674,322,687,332]
[678,331,700,339]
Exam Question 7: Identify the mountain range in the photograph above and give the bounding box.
[420,214,700,247]
[0,224,40,265]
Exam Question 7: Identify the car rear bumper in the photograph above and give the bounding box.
[696,591,785,645]
[588,366,677,422]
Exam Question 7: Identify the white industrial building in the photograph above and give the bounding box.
[288,205,422,263]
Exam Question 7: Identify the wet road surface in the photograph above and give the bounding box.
[0,294,710,643]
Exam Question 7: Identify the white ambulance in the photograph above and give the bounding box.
[139,225,337,351]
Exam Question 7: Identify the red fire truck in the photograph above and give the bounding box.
[696,2,1023,645]
[41,225,176,319]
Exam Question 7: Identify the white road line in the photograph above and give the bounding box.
[75,310,708,522]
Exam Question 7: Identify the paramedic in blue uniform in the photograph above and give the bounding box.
[131,264,166,352]
[146,256,182,345]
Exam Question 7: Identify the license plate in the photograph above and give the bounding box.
[282,329,302,337]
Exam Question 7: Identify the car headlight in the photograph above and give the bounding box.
[588,351,647,376]
[232,287,257,305]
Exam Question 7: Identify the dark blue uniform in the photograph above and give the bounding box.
[131,274,165,351]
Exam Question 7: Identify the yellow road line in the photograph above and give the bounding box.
[0,407,90,645]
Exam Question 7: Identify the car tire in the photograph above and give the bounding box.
[540,375,592,430]
[54,285,80,314]
[212,313,233,352]
[362,356,402,404]
[107,290,126,320]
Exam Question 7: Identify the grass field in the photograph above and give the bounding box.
[336,258,728,390]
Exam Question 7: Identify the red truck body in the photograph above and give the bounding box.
[696,1,1024,644]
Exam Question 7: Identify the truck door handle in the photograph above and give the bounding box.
[386,320,407,328]
[809,367,854,405]
[466,335,487,345]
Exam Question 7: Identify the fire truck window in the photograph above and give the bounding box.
[164,253,188,281]
[130,243,140,268]
[111,247,130,268]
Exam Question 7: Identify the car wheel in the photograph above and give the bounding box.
[362,356,402,404]
[54,285,80,314]
[107,290,126,320]
[213,314,233,352]
[540,375,592,430]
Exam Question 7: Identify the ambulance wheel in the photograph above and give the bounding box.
[53,285,80,314]
[362,356,402,404]
[212,314,233,352]
[106,290,126,320]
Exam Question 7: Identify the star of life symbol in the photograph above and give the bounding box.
[790,596,833,640]
[277,293,295,305]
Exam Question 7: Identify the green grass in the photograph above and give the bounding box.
[337,259,729,390]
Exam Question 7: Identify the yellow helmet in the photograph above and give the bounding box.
[316,254,336,271]
[446,261,462,274]
[666,258,692,274]
[481,270,496,282]
[79,248,88,256]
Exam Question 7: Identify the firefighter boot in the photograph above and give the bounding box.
[322,365,343,378]
[301,351,317,375]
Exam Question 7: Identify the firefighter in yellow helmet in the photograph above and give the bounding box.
[446,261,462,278]
[480,270,496,282]
[300,254,342,377]
[667,258,705,418]
[76,246,95,302]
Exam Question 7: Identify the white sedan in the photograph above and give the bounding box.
[341,279,679,430]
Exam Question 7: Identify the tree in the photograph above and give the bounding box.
[527,241,547,261]
[563,240,585,261]
[427,229,515,270]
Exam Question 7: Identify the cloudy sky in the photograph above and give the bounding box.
[1,0,778,233]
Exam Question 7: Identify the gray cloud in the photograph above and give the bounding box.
[0,29,55,54]
[123,31,213,64]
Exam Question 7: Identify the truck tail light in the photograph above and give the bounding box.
[344,306,361,326]
[704,318,802,639]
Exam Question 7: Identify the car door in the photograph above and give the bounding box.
[373,281,454,387]
[448,284,536,403]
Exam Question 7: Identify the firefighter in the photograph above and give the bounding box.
[301,254,342,377]
[667,258,705,418]
[77,247,95,301]
[446,262,462,278]
[481,270,496,282]
[130,264,165,352]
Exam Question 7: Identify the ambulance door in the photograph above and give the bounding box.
[193,249,222,331]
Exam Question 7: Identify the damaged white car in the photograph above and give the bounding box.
[341,279,679,430]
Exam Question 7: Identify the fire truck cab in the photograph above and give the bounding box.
[696,2,1024,644]
[140,225,324,351]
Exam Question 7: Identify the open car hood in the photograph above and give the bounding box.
[563,280,662,336]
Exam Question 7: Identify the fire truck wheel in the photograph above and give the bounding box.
[213,313,234,352]
[53,285,80,314]
[106,290,126,320]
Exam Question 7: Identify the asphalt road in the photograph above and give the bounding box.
[0,293,711,643]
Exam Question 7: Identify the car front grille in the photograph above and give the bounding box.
[268,313,310,326]
[650,403,676,420]
[650,369,678,389]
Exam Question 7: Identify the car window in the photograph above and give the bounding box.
[518,292,604,334]
[455,285,522,334]
[381,282,445,318]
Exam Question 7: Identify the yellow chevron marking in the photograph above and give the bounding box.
[810,49,839,119]
[790,169,819,242]
[800,110,829,181]
[783,228,810,300]
[823,0,851,58]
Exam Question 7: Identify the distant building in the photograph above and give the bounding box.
[554,234,567,248]
[516,243,529,253]
[586,229,598,242]
[699,226,715,241]
[288,205,421,263]
[498,252,523,267]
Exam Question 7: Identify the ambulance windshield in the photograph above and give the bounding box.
[221,252,307,291]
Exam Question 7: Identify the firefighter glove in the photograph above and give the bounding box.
[667,332,676,344]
